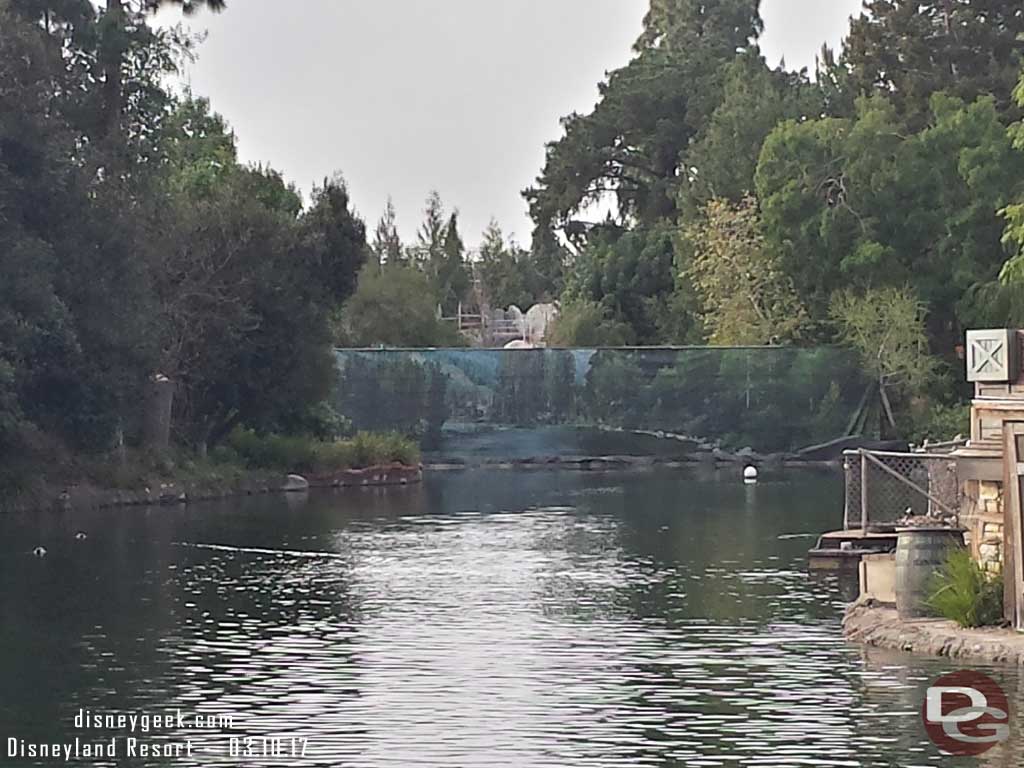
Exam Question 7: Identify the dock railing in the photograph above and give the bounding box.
[843,449,961,530]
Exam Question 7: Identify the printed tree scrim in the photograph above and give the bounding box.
[332,348,867,452]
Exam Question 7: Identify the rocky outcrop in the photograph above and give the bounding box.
[283,474,310,492]
[843,600,1024,665]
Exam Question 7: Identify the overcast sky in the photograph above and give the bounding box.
[159,0,864,246]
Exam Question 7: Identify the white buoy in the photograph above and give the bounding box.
[33,546,47,558]
[744,465,758,484]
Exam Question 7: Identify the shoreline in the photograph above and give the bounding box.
[3,456,840,514]
[424,455,840,472]
[1,464,423,516]
[843,600,1024,665]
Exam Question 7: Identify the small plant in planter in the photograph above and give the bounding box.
[926,548,1003,628]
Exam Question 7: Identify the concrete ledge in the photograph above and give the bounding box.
[844,600,1024,665]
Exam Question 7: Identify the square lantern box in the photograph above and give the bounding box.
[966,329,1021,384]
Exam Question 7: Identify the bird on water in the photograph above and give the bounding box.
[33,546,47,558]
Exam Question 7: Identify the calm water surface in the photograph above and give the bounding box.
[0,468,1021,767]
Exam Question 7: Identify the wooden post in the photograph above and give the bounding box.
[860,451,869,530]
[143,374,174,454]
[1002,422,1024,630]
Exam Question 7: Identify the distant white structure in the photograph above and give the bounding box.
[506,305,526,336]
[525,303,559,345]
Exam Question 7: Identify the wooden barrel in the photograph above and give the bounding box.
[895,527,966,620]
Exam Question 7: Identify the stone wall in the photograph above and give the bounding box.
[961,478,1004,574]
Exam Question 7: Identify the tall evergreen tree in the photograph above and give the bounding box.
[844,0,1024,125]
[437,212,470,315]
[372,197,404,268]
[416,190,447,268]
[525,0,762,237]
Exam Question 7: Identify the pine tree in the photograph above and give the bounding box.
[844,0,1024,125]
[416,190,446,269]
[437,212,470,316]
[525,0,764,234]
[636,0,762,54]
[372,197,404,268]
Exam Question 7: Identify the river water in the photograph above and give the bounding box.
[0,468,1020,767]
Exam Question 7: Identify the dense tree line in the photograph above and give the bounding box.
[0,0,368,489]
[530,0,1024,436]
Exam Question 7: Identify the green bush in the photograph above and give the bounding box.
[926,547,1003,628]
[227,428,419,472]
[904,402,971,445]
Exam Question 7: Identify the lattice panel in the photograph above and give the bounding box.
[845,452,960,530]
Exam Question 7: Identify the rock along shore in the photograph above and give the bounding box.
[843,600,1024,665]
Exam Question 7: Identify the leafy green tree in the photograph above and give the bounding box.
[562,225,678,343]
[158,94,238,196]
[999,71,1024,283]
[1,0,159,452]
[685,195,808,345]
[338,264,463,348]
[547,301,637,348]
[756,93,1022,341]
[831,287,938,432]
[150,100,366,448]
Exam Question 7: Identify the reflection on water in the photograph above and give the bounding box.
[0,469,1020,767]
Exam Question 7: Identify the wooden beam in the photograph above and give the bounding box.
[1003,423,1024,630]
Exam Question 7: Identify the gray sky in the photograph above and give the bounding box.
[160,0,863,246]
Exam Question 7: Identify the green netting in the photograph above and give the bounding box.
[332,347,870,453]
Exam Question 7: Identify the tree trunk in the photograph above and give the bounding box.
[206,411,243,451]
[102,0,126,146]
[879,378,897,437]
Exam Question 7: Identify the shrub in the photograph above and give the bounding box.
[905,402,971,445]
[227,429,319,472]
[382,431,420,466]
[927,548,1003,628]
[226,428,420,472]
